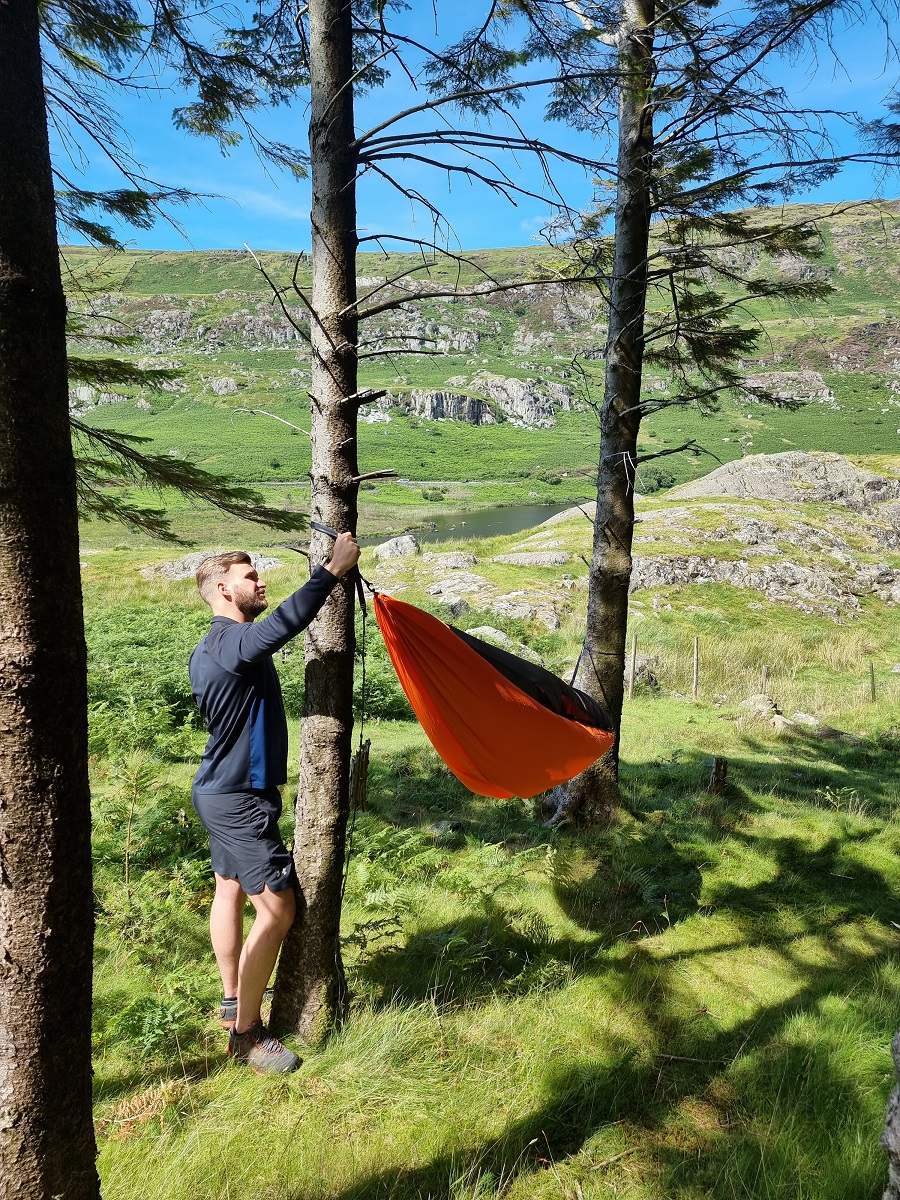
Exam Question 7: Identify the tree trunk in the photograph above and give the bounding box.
[570,0,655,825]
[883,1030,900,1199]
[270,0,359,1042]
[0,2,99,1196]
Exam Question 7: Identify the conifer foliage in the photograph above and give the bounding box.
[517,0,900,823]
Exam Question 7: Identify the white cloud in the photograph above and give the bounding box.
[218,187,310,222]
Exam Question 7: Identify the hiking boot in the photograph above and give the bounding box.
[228,1020,300,1074]
[219,998,237,1030]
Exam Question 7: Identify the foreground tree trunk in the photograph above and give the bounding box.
[270,0,359,1042]
[570,0,655,824]
[0,1,100,1195]
[883,1030,900,1198]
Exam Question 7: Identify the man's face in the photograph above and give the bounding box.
[224,563,267,618]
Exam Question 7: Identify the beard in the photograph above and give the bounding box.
[234,589,267,619]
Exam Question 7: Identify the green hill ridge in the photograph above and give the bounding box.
[67,201,900,545]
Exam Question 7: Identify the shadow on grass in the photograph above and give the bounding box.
[92,1046,228,1106]
[356,738,897,1006]
[365,744,544,845]
[339,736,899,1196]
[327,927,897,1200]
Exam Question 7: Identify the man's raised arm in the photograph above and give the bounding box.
[224,533,360,668]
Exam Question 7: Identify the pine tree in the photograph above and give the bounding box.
[0,1,100,1194]
[518,0,899,823]
[261,3,611,1039]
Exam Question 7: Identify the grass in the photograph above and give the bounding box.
[92,710,900,1200]
[86,495,900,1200]
[76,200,900,1193]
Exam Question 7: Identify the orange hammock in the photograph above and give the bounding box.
[374,592,614,800]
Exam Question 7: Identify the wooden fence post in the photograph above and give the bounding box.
[692,637,699,701]
[870,662,877,704]
[761,665,769,696]
[708,757,728,795]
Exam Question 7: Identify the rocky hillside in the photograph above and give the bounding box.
[363,453,900,632]
[66,202,900,500]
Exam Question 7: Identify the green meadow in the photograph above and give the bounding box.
[69,201,900,544]
[86,490,900,1198]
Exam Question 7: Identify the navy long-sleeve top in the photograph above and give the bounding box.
[189,565,340,794]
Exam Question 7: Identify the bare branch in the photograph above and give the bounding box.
[562,0,618,44]
[340,389,389,407]
[242,244,312,344]
[636,440,720,465]
[352,73,607,148]
[358,274,576,323]
[350,470,398,484]
[232,407,312,439]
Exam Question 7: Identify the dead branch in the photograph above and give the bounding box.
[350,470,398,484]
[636,440,721,466]
[339,389,389,407]
[242,244,312,344]
[232,408,312,439]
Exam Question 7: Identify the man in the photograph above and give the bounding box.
[189,534,360,1074]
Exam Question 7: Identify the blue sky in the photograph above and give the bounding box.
[53,2,900,253]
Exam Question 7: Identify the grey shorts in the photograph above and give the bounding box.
[192,787,294,896]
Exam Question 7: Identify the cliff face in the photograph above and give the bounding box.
[402,377,576,427]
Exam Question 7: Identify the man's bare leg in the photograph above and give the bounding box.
[234,885,295,1033]
[210,873,244,998]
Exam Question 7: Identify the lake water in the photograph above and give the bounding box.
[359,500,592,547]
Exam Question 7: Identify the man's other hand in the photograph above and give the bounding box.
[325,532,361,578]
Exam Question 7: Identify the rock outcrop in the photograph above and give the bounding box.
[492,552,571,567]
[407,391,492,424]
[468,374,574,428]
[426,572,490,605]
[208,377,239,396]
[421,551,479,569]
[746,370,836,408]
[140,551,284,582]
[374,535,420,560]
[630,553,900,615]
[670,451,900,508]
[393,375,576,427]
[69,386,130,414]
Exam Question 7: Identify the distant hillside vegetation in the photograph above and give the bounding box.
[64,202,900,522]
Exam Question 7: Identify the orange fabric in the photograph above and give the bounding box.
[374,593,614,799]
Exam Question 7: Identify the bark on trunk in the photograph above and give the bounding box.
[570,0,655,825]
[883,1030,900,1199]
[270,0,359,1042]
[0,1,99,1196]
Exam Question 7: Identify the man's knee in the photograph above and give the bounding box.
[213,874,244,908]
[255,885,295,936]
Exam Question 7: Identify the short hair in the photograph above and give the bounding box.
[196,551,252,604]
